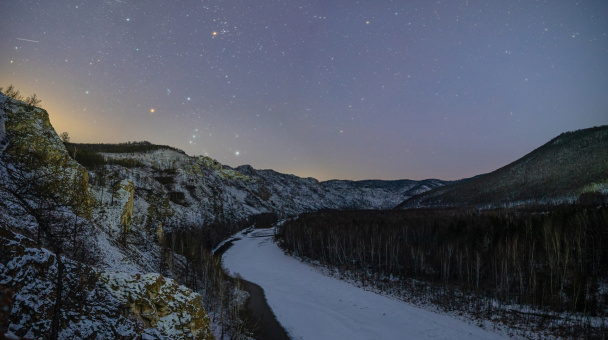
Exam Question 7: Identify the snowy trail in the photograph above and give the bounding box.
[223,228,507,340]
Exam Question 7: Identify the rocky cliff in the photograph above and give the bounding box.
[0,93,215,339]
[0,93,92,219]
[0,227,213,339]
[77,144,447,234]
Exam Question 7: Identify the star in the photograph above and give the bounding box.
[2,0,605,182]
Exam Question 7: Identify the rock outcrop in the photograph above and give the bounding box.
[0,93,92,219]
[0,93,215,339]
[0,226,214,339]
[91,147,447,231]
[101,272,213,340]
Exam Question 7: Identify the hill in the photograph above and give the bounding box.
[397,126,608,209]
[0,93,213,339]
[61,141,448,227]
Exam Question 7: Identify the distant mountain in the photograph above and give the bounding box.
[397,126,608,209]
[59,141,448,226]
[59,142,447,229]
[233,165,448,213]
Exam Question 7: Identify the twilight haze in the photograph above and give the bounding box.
[1,1,607,181]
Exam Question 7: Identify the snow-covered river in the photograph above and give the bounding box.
[223,228,507,340]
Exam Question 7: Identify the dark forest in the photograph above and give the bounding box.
[278,201,608,336]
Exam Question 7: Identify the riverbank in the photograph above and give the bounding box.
[216,227,290,340]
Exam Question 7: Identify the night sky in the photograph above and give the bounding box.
[1,1,607,181]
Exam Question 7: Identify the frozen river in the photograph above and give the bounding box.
[223,228,507,340]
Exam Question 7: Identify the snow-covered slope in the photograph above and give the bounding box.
[0,93,214,339]
[223,228,506,340]
[238,166,448,211]
[86,146,447,232]
[0,228,212,339]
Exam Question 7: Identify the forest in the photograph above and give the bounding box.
[62,141,186,169]
[160,214,277,339]
[162,221,249,339]
[278,199,608,337]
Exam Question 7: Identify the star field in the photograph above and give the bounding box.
[1,1,607,180]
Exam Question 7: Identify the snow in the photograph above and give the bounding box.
[223,228,508,340]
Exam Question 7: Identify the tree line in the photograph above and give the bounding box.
[64,143,146,169]
[161,220,257,339]
[0,121,95,340]
[65,141,184,154]
[1,84,42,106]
[277,202,608,336]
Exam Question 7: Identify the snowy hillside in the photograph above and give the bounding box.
[0,93,215,339]
[77,144,447,233]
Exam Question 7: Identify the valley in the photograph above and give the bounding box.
[1,92,607,339]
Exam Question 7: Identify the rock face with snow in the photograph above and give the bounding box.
[83,145,448,231]
[0,93,214,339]
[0,227,213,339]
[101,272,213,339]
[0,228,139,339]
[0,93,92,218]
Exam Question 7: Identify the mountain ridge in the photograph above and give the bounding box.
[397,125,608,209]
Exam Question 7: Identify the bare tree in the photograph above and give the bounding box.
[2,85,42,107]
[1,84,23,101]
[25,93,42,106]
[59,131,70,143]
[0,148,92,339]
